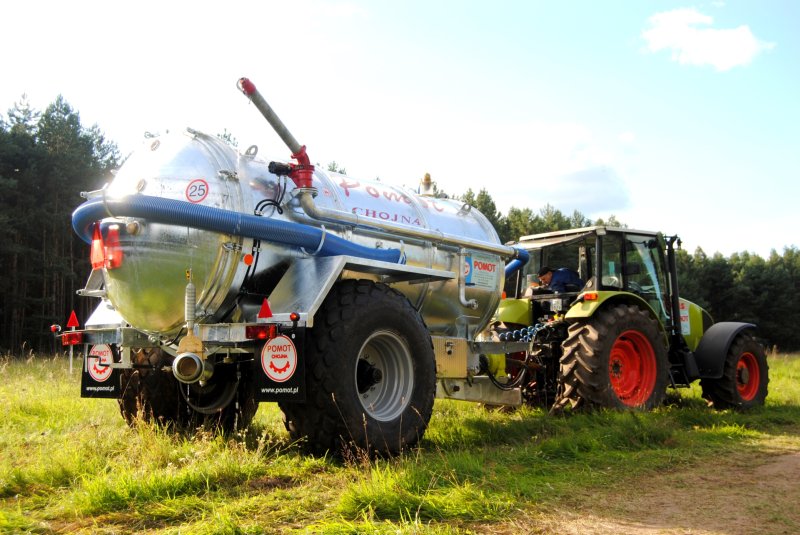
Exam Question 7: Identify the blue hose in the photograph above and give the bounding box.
[72,194,404,264]
[504,247,530,277]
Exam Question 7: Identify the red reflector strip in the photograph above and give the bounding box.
[61,332,84,346]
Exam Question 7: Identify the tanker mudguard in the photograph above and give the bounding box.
[693,322,756,379]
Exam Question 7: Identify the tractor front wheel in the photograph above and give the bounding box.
[700,332,768,410]
[556,304,669,410]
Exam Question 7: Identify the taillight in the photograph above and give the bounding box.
[89,222,124,270]
[104,225,123,269]
[246,325,277,340]
[61,331,84,346]
[90,224,105,269]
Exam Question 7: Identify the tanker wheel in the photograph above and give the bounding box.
[119,347,258,433]
[700,332,769,410]
[554,304,669,411]
[279,280,436,457]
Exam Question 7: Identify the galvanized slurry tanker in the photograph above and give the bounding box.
[68,77,530,454]
[65,77,768,456]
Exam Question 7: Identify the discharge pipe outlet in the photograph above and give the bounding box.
[238,77,313,189]
[237,76,530,269]
[237,77,301,154]
[172,352,214,384]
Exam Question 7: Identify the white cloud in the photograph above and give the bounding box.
[642,8,775,71]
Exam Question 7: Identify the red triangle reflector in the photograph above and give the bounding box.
[66,310,80,328]
[258,298,273,319]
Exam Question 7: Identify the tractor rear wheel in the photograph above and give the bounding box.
[700,332,768,410]
[555,304,669,410]
[119,347,258,433]
[279,280,436,457]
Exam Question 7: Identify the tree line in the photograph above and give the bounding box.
[0,97,797,354]
[0,96,118,355]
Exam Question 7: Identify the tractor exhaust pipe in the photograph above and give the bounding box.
[172,352,214,384]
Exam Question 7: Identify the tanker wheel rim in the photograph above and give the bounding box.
[355,330,414,422]
[736,352,760,401]
[608,329,657,407]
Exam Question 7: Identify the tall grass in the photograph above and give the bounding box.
[1,353,799,534]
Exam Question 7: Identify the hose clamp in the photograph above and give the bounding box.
[300,225,327,256]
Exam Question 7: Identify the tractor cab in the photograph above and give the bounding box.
[506,226,673,329]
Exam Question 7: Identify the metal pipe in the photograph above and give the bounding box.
[458,249,479,309]
[172,352,213,384]
[297,189,524,260]
[666,236,683,338]
[237,78,302,154]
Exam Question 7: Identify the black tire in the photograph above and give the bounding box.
[555,303,669,411]
[279,280,436,457]
[700,332,768,410]
[119,347,258,433]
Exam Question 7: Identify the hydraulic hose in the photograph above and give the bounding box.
[72,194,403,264]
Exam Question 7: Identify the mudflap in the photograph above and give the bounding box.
[80,344,121,398]
[255,328,306,402]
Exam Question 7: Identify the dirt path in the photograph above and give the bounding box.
[488,446,800,535]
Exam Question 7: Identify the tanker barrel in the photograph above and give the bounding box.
[237,77,302,155]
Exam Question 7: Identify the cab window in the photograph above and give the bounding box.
[624,234,670,323]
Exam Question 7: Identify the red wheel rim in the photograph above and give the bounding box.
[737,352,760,401]
[608,330,657,407]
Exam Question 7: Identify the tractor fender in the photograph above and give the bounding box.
[694,322,756,379]
[565,291,669,345]
[567,291,658,322]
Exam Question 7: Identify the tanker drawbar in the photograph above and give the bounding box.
[63,76,533,457]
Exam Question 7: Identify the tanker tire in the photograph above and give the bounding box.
[119,348,185,427]
[554,304,669,411]
[700,332,768,410]
[118,347,258,433]
[279,280,436,457]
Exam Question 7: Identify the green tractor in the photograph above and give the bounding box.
[483,226,768,411]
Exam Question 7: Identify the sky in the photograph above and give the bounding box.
[1,0,797,258]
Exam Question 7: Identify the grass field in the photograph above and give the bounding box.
[1,352,799,534]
